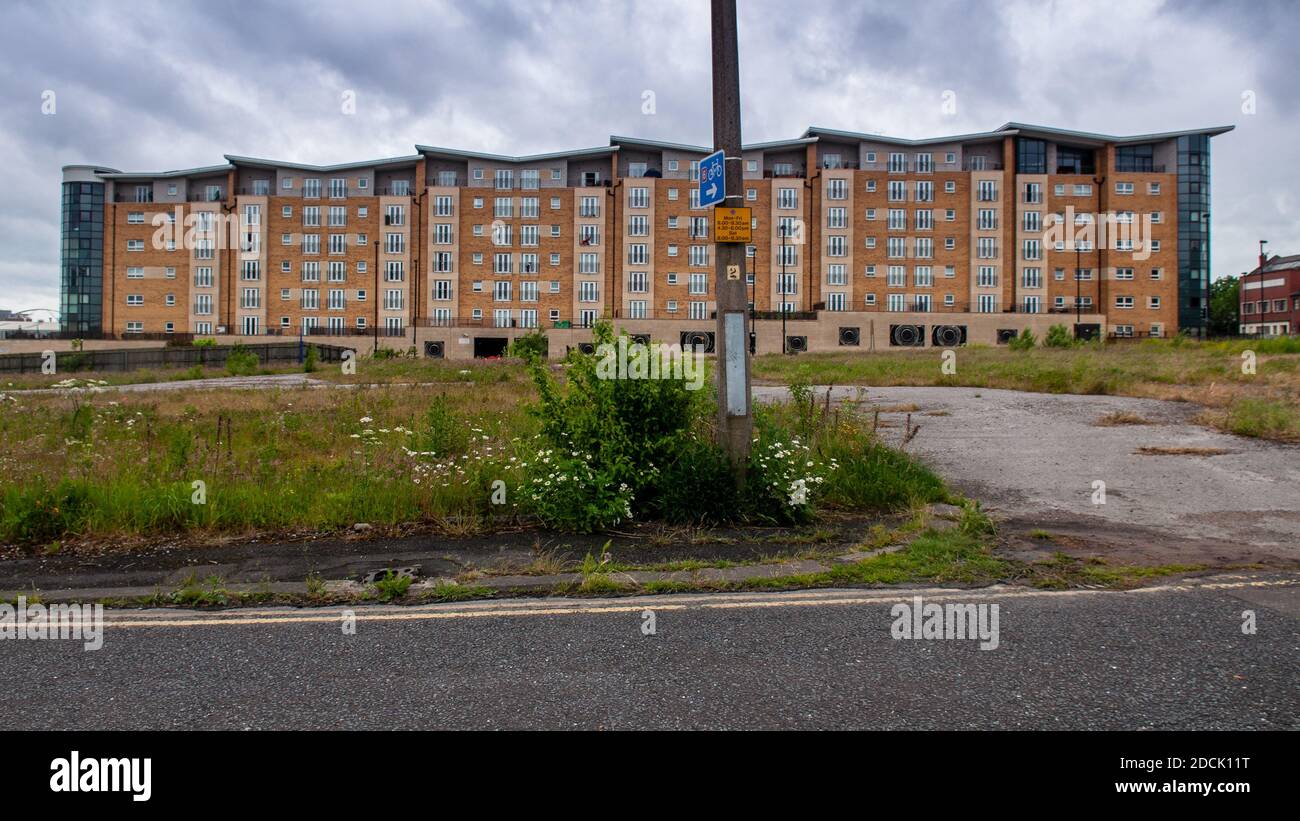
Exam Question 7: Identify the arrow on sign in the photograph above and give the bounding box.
[707,184,718,199]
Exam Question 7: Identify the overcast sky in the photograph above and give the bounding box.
[0,0,1295,314]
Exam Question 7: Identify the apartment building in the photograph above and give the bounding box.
[61,122,1230,355]
[1239,254,1300,336]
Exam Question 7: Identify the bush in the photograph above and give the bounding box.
[303,345,319,373]
[1008,328,1037,351]
[1044,324,1076,348]
[645,437,739,525]
[523,320,704,530]
[509,330,549,361]
[193,338,217,348]
[225,344,259,376]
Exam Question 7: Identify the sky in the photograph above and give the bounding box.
[0,0,1295,315]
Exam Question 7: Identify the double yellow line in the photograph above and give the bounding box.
[96,576,1296,630]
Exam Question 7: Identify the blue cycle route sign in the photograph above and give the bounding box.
[698,149,726,208]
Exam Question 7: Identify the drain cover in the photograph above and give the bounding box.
[358,566,422,585]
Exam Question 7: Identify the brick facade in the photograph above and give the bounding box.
[63,121,1231,352]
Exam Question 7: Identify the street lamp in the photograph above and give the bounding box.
[749,251,756,354]
[780,223,789,354]
[1256,239,1268,338]
[1075,245,1082,334]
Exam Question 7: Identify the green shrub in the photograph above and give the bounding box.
[417,395,470,455]
[225,344,259,376]
[193,338,217,348]
[1008,328,1037,351]
[1044,324,1076,348]
[509,330,549,361]
[524,451,634,533]
[523,321,703,530]
[372,571,412,602]
[61,351,91,372]
[303,345,319,373]
[646,437,739,525]
[1,480,91,544]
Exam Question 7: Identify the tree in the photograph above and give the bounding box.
[1208,276,1241,337]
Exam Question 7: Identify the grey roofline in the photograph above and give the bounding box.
[802,125,1016,146]
[997,122,1236,145]
[97,163,234,180]
[415,144,617,163]
[61,164,122,175]
[609,135,710,153]
[610,134,818,153]
[224,153,423,172]
[743,136,819,151]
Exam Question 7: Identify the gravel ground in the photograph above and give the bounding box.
[755,385,1300,567]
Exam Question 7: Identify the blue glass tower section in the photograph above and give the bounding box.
[60,180,105,334]
[1176,134,1210,336]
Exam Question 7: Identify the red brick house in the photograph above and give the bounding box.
[1240,254,1300,335]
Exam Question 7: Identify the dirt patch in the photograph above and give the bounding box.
[0,513,905,594]
[1094,411,1153,426]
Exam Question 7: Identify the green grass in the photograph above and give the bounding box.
[421,582,494,602]
[1025,553,1208,589]
[372,571,413,602]
[576,574,632,595]
[0,381,533,545]
[169,573,231,606]
[1221,398,1300,440]
[0,356,971,547]
[752,337,1300,441]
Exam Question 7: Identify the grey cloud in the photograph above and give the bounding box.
[0,0,1296,312]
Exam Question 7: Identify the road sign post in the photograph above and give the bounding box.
[710,0,752,483]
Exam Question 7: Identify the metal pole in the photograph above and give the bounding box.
[710,0,752,474]
[781,226,788,353]
[1075,246,1081,333]
[1257,240,1267,338]
[749,253,756,354]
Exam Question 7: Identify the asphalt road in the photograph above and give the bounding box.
[3,575,1296,730]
